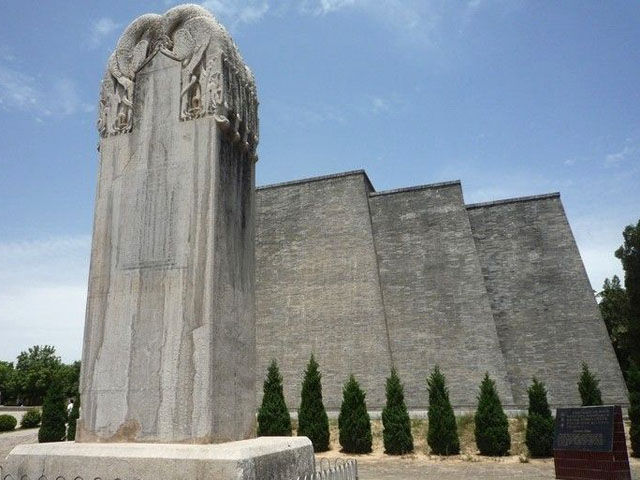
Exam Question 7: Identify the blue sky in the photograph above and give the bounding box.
[0,0,638,362]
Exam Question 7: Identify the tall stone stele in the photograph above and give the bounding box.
[2,5,313,479]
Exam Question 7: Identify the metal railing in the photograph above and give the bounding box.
[293,458,359,480]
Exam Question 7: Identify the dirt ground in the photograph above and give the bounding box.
[1,415,639,479]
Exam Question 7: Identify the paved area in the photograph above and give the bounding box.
[0,428,38,460]
[2,432,639,479]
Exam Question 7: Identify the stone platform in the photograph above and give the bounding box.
[1,437,314,480]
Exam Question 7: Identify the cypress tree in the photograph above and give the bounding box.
[427,366,460,455]
[382,368,413,455]
[297,354,330,452]
[67,397,80,441]
[578,363,603,406]
[338,374,372,454]
[628,363,640,457]
[257,360,291,436]
[474,373,510,456]
[38,376,67,443]
[525,378,554,457]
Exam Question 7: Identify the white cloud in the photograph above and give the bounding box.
[605,145,635,165]
[370,96,390,114]
[89,17,122,49]
[0,235,91,363]
[570,215,625,292]
[0,62,92,117]
[202,0,270,27]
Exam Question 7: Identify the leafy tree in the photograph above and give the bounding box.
[525,378,554,457]
[598,276,630,375]
[58,361,81,399]
[381,368,413,455]
[338,375,372,454]
[0,361,18,405]
[67,397,80,441]
[474,373,510,456]
[628,363,640,457]
[616,220,640,366]
[578,363,603,406]
[38,375,67,443]
[257,360,291,436]
[15,345,62,406]
[427,366,459,455]
[297,354,330,452]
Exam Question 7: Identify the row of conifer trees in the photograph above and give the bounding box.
[258,356,640,458]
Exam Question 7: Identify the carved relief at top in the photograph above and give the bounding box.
[98,4,259,158]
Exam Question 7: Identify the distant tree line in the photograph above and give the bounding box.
[0,345,80,406]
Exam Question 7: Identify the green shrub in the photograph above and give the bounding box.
[67,397,80,441]
[628,363,640,457]
[474,373,510,456]
[427,366,460,455]
[20,408,41,428]
[525,378,554,457]
[0,414,17,432]
[38,377,67,443]
[382,368,413,455]
[578,363,603,406]
[338,374,372,454]
[297,354,330,452]
[257,360,291,437]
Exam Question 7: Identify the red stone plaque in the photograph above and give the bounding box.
[553,406,631,480]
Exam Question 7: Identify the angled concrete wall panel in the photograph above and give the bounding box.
[368,183,514,408]
[467,195,628,407]
[255,172,392,410]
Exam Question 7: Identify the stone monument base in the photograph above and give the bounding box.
[1,437,314,480]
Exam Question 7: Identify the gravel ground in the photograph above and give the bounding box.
[1,430,639,479]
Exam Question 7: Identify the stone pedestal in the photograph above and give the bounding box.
[1,438,314,480]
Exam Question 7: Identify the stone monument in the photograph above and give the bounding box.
[1,4,314,479]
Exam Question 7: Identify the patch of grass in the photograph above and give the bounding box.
[456,414,476,454]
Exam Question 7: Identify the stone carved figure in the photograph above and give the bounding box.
[97,4,259,160]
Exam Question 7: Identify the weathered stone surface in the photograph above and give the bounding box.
[368,182,513,408]
[256,171,392,410]
[255,171,628,410]
[467,195,628,407]
[79,5,258,443]
[1,437,314,480]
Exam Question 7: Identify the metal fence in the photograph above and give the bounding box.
[293,458,359,480]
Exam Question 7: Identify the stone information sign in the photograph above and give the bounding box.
[554,406,614,452]
[553,406,631,480]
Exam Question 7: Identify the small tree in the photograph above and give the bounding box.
[38,376,67,443]
[257,360,291,436]
[20,408,42,429]
[67,397,80,441]
[381,368,413,455]
[628,363,640,457]
[525,378,554,457]
[474,373,510,456]
[297,354,330,452]
[338,375,372,454]
[427,366,459,455]
[578,363,603,406]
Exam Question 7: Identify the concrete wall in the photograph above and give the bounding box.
[255,171,627,410]
[368,183,513,408]
[256,171,392,410]
[467,194,628,407]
